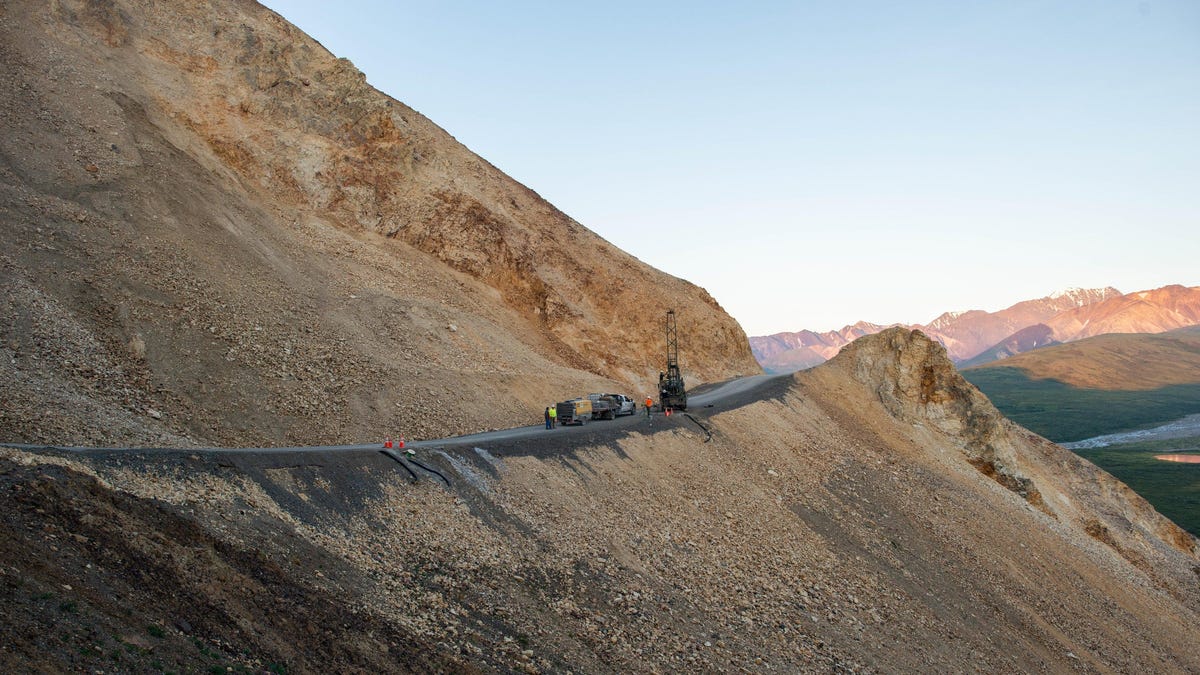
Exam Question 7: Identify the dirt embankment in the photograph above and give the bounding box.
[2,329,1197,673]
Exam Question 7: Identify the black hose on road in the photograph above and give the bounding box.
[683,413,713,442]
[407,457,451,487]
[380,449,419,482]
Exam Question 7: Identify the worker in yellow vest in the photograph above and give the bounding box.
[549,404,557,428]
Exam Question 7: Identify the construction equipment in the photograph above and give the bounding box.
[658,309,687,410]
[556,398,593,425]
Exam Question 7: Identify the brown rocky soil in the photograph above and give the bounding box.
[0,0,758,449]
[2,329,1198,673]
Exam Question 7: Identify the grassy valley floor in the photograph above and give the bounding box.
[962,367,1200,443]
[963,364,1200,536]
[1071,435,1200,536]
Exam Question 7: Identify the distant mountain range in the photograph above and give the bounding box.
[958,324,1059,369]
[966,324,1200,392]
[748,321,888,372]
[751,285,1200,373]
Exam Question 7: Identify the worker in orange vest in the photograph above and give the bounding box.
[644,396,653,417]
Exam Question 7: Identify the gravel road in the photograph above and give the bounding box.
[1,374,793,459]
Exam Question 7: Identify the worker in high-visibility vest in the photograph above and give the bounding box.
[548,404,557,428]
[645,396,653,417]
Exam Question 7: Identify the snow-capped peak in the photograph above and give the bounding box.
[1047,286,1121,308]
[1049,287,1084,300]
[928,310,966,330]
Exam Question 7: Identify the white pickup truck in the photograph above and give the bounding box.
[600,393,637,417]
[583,393,638,420]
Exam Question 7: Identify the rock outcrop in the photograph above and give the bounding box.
[830,327,1045,506]
[824,327,1196,568]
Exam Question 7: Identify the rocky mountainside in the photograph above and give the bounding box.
[4,2,1200,670]
[751,285,1194,374]
[0,0,759,447]
[3,328,1198,672]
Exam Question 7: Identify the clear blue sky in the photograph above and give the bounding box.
[262,1,1199,336]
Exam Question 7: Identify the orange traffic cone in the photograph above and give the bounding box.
[384,436,393,449]
[398,436,406,449]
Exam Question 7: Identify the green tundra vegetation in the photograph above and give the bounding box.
[963,355,1200,536]
[1072,437,1200,536]
[961,367,1200,443]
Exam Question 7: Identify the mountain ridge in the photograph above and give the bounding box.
[965,324,1200,392]
[751,285,1200,373]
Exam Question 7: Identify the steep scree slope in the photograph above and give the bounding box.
[1,329,1197,672]
[0,0,758,447]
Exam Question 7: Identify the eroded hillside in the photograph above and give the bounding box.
[0,0,758,447]
[2,329,1197,672]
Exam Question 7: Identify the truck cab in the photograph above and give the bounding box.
[606,394,636,416]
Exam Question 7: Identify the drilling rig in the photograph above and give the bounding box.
[658,309,688,410]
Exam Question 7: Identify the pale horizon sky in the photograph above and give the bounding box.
[262,1,1199,336]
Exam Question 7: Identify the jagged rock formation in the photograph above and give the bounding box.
[830,328,1046,506]
[0,0,758,446]
[2,328,1197,672]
